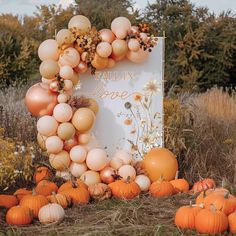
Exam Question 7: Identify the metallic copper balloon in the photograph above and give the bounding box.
[25,83,58,117]
[100,167,117,184]
[99,29,116,44]
[74,62,88,74]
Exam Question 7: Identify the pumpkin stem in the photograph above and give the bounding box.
[175,171,179,180]
[224,191,230,199]
[71,181,78,188]
[189,201,192,207]
[125,176,131,184]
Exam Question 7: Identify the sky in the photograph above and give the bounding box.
[0,0,235,16]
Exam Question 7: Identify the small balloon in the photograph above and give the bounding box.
[111,39,128,57]
[70,145,87,163]
[57,122,75,141]
[59,65,74,80]
[128,39,140,52]
[99,29,116,44]
[45,135,64,154]
[64,135,78,152]
[57,94,69,103]
[37,115,58,137]
[78,132,91,144]
[63,79,73,91]
[49,81,59,92]
[53,103,73,123]
[39,60,60,80]
[59,47,80,68]
[38,39,60,61]
[68,15,91,34]
[74,62,88,74]
[96,42,112,58]
[70,162,87,178]
[56,29,75,46]
[107,58,116,68]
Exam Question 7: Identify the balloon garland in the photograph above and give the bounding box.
[25,15,157,180]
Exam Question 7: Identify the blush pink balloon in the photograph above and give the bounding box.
[111,17,131,35]
[70,162,87,178]
[63,79,73,91]
[25,83,58,117]
[59,47,80,68]
[37,115,58,137]
[99,29,116,43]
[126,48,149,63]
[53,103,73,122]
[59,65,74,80]
[86,148,108,171]
[64,135,78,152]
[128,39,140,52]
[96,42,112,58]
[78,132,91,144]
[70,145,87,163]
[38,39,60,61]
[45,135,63,154]
[107,58,116,68]
[115,28,127,39]
[74,61,88,74]
[118,165,136,180]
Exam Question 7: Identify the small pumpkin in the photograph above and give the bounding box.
[20,191,49,218]
[0,195,18,209]
[14,188,32,201]
[175,202,202,229]
[58,179,88,193]
[195,189,214,205]
[38,203,65,224]
[88,183,112,201]
[6,206,33,226]
[108,177,141,200]
[34,166,52,183]
[228,211,236,234]
[170,171,189,193]
[192,178,215,193]
[149,178,175,197]
[195,205,228,234]
[47,192,71,209]
[35,180,58,196]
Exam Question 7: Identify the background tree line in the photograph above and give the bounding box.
[0,0,235,93]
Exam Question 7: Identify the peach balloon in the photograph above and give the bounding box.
[100,167,117,184]
[70,162,87,178]
[99,29,116,44]
[37,133,47,150]
[45,135,63,154]
[72,108,95,133]
[111,17,131,34]
[135,175,151,192]
[63,79,73,91]
[70,72,80,86]
[114,150,132,165]
[111,39,128,57]
[96,42,112,58]
[80,170,101,186]
[57,122,75,141]
[110,53,126,62]
[56,29,75,46]
[81,52,88,62]
[68,15,91,34]
[59,47,80,68]
[126,48,149,63]
[87,98,99,115]
[37,115,58,137]
[39,60,60,80]
[81,135,100,151]
[49,150,71,171]
[59,65,74,80]
[49,81,59,92]
[128,39,140,52]
[74,62,88,74]
[25,83,58,117]
[109,157,123,170]
[53,103,73,123]
[70,145,87,163]
[57,93,69,103]
[78,133,91,144]
[91,53,108,70]
[38,39,60,61]
[86,148,108,171]
[41,77,52,85]
[64,135,78,152]
[107,58,116,68]
[118,165,136,181]
[115,28,127,39]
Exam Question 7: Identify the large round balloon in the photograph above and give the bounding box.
[91,53,108,70]
[96,42,112,58]
[37,115,58,137]
[45,136,64,154]
[111,39,128,57]
[126,48,149,63]
[99,29,116,44]
[38,39,60,61]
[57,122,75,141]
[49,150,71,171]
[111,17,131,38]
[59,47,80,68]
[86,148,108,171]
[68,15,91,34]
[142,148,178,182]
[53,103,73,123]
[25,83,58,117]
[39,60,60,80]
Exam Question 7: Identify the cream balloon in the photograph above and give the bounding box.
[86,148,108,171]
[111,17,131,34]
[63,79,73,91]
[135,175,151,192]
[39,60,60,80]
[68,15,91,34]
[57,122,75,141]
[126,48,149,63]
[70,145,87,163]
[59,47,80,68]
[37,115,58,137]
[53,103,73,123]
[114,150,132,165]
[109,157,123,170]
[111,39,128,57]
[59,65,74,80]
[56,29,75,46]
[78,133,91,144]
[96,42,112,58]
[80,170,101,186]
[118,165,136,180]
[57,94,69,103]
[128,39,140,52]
[81,135,100,151]
[49,150,71,171]
[115,28,127,39]
[38,39,60,61]
[45,136,63,154]
[69,162,87,178]
[99,29,116,43]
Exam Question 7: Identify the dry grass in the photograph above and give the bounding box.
[0,194,199,236]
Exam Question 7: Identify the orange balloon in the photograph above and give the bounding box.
[25,83,58,117]
[72,108,95,133]
[142,148,178,182]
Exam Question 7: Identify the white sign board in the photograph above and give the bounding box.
[78,37,164,159]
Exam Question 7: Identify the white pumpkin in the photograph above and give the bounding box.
[135,175,151,192]
[38,203,65,224]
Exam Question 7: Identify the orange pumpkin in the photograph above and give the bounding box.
[88,183,112,201]
[6,206,33,225]
[149,179,175,197]
[108,178,141,200]
[192,178,215,193]
[20,191,49,218]
[47,192,71,209]
[170,172,189,193]
[195,189,214,205]
[35,180,58,196]
[195,206,228,234]
[14,188,32,201]
[228,211,236,234]
[58,179,88,193]
[34,166,52,183]
[0,195,18,209]
[175,203,202,229]
[142,148,178,182]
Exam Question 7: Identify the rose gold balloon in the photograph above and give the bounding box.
[78,132,91,144]
[127,48,149,63]
[128,39,140,52]
[107,58,116,68]
[45,135,64,154]
[25,83,58,117]
[96,42,112,58]
[50,81,59,92]
[91,53,108,70]
[100,167,117,184]
[99,29,116,43]
[111,39,128,57]
[64,135,78,152]
[74,62,88,74]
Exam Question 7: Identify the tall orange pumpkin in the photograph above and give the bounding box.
[142,148,178,182]
[0,195,18,209]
